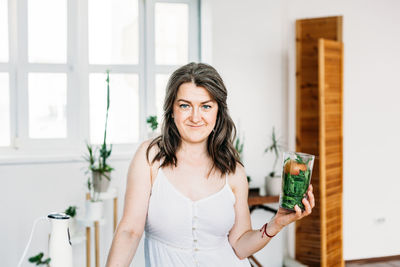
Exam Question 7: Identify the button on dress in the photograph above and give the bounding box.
[144,168,251,267]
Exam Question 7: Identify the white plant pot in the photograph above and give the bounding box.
[265,175,282,196]
[85,200,104,221]
[92,171,111,193]
[259,186,267,196]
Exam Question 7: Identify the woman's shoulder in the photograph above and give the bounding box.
[131,138,161,165]
[227,162,248,193]
[130,138,162,182]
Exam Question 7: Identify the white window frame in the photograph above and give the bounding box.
[0,0,200,162]
[145,0,201,117]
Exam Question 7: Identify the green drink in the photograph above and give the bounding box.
[280,152,315,211]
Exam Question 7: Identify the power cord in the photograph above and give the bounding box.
[17,216,48,267]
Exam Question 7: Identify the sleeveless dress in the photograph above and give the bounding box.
[144,168,251,267]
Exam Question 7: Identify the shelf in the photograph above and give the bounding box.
[98,187,118,200]
[248,191,279,206]
[70,232,86,245]
[76,217,106,227]
[81,187,119,267]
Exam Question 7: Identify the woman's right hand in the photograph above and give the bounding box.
[267,184,315,235]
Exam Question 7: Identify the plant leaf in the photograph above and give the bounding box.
[28,252,43,263]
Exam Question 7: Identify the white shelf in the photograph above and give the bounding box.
[70,232,86,245]
[97,187,118,200]
[76,217,107,227]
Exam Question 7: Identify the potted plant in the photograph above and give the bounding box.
[84,143,107,220]
[28,252,50,266]
[264,127,285,196]
[65,205,78,235]
[146,115,158,138]
[234,132,252,184]
[83,70,114,220]
[84,70,114,194]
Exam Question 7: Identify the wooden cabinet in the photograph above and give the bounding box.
[295,16,344,267]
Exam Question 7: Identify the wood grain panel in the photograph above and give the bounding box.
[319,38,344,267]
[295,16,343,267]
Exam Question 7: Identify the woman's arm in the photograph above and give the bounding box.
[106,140,155,267]
[228,165,315,260]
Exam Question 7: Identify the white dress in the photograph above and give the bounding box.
[144,168,251,267]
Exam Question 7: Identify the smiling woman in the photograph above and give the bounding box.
[173,83,219,144]
[147,63,239,176]
[105,62,315,267]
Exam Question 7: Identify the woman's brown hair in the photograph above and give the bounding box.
[146,62,241,177]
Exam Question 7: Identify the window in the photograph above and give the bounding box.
[0,0,8,62]
[88,0,141,144]
[0,73,10,146]
[0,0,10,146]
[0,0,200,157]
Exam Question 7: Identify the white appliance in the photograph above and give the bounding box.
[48,213,73,267]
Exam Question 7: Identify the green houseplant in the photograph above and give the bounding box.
[264,127,285,196]
[264,127,285,177]
[146,115,159,138]
[64,206,77,218]
[83,71,113,220]
[233,132,251,184]
[146,115,158,131]
[84,70,114,200]
[28,252,50,266]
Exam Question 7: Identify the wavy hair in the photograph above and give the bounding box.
[146,62,241,177]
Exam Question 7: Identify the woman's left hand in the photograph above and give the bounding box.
[268,184,315,234]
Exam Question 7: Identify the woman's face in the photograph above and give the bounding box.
[173,82,218,144]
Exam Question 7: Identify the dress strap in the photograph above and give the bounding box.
[158,157,165,167]
[150,157,164,190]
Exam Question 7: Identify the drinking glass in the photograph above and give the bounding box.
[280,152,315,211]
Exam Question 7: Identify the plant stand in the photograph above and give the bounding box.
[76,217,106,267]
[92,187,119,232]
[77,187,118,267]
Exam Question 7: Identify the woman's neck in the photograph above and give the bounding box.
[175,140,218,177]
[177,140,209,159]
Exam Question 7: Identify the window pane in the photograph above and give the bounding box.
[28,73,67,138]
[89,73,139,144]
[28,0,67,63]
[0,0,8,62]
[89,0,139,65]
[155,3,188,65]
[155,74,170,124]
[0,73,10,146]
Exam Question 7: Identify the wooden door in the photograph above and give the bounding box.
[295,16,343,267]
[318,39,344,267]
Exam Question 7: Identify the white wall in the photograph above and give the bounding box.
[286,0,400,260]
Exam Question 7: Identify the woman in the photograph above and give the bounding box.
[106,62,314,267]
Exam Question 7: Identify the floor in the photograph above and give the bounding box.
[346,260,400,267]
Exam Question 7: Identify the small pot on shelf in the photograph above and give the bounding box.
[85,200,104,221]
[92,171,111,193]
